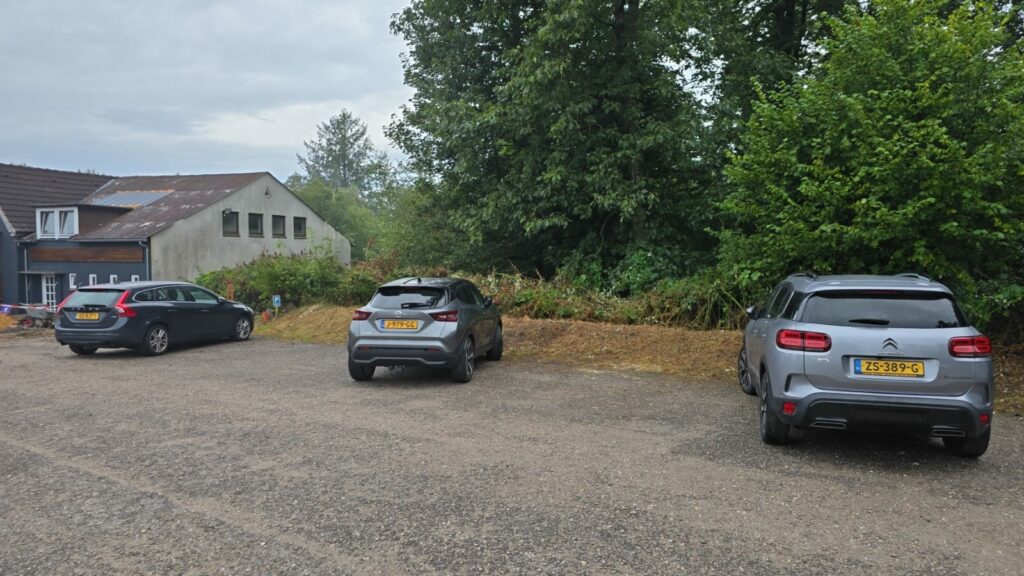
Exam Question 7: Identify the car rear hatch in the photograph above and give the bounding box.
[358,286,455,341]
[59,288,129,329]
[794,290,985,396]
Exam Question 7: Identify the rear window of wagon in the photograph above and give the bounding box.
[63,289,124,308]
[800,291,966,329]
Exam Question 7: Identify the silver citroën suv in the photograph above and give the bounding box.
[738,273,993,457]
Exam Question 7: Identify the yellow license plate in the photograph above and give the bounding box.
[381,319,418,330]
[75,312,100,321]
[854,358,925,378]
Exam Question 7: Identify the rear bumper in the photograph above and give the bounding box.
[55,324,144,348]
[348,339,458,368]
[779,393,990,438]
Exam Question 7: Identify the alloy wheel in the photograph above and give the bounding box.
[236,317,252,340]
[149,327,168,354]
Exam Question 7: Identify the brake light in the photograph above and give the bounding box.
[776,329,832,352]
[352,309,371,321]
[430,310,459,322]
[949,336,991,358]
[782,401,797,416]
[56,291,75,313]
[114,290,137,318]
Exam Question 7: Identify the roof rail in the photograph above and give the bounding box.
[789,271,817,280]
[896,272,930,281]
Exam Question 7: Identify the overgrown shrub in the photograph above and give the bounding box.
[195,250,1022,339]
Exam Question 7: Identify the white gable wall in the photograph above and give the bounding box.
[149,175,351,281]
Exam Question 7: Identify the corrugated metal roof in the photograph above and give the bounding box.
[0,164,113,235]
[74,172,268,241]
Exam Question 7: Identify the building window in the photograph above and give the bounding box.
[223,211,239,236]
[68,273,77,290]
[42,274,57,308]
[131,274,140,282]
[293,216,307,239]
[36,208,78,239]
[248,213,264,237]
[272,215,286,238]
[88,274,97,286]
[109,274,119,284]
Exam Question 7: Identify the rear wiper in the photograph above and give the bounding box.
[848,318,890,325]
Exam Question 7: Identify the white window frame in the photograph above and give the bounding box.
[88,273,97,286]
[109,274,119,284]
[36,207,79,239]
[42,274,57,308]
[68,273,77,290]
[130,274,140,282]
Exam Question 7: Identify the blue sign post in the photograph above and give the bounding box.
[272,294,282,316]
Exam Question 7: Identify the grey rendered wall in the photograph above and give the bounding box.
[0,228,19,304]
[150,175,351,281]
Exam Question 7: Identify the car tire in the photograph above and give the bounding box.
[232,315,253,341]
[485,325,504,361]
[348,356,374,381]
[141,324,170,356]
[451,337,475,383]
[943,428,990,458]
[69,344,97,356]
[759,370,790,445]
[738,346,756,396]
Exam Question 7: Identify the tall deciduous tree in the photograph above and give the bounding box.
[721,0,1024,301]
[389,0,711,286]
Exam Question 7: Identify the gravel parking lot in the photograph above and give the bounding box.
[1,334,1023,575]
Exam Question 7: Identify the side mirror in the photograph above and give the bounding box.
[745,306,758,320]
[217,296,227,304]
[483,296,494,308]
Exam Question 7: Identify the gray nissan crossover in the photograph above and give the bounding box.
[738,273,993,457]
[347,277,503,383]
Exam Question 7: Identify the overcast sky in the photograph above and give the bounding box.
[0,0,413,180]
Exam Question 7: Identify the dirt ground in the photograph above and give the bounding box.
[1,334,1023,575]
[257,306,1024,415]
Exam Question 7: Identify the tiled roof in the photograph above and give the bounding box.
[0,163,113,235]
[74,173,268,240]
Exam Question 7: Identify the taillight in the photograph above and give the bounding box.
[57,291,75,313]
[114,290,137,318]
[949,336,991,358]
[776,329,831,352]
[352,309,371,321]
[430,310,459,322]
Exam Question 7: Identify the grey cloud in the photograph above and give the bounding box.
[0,0,411,178]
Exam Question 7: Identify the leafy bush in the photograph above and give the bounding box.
[720,0,1024,319]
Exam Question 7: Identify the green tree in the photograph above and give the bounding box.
[297,109,391,201]
[390,0,713,288]
[287,176,379,261]
[721,0,1024,303]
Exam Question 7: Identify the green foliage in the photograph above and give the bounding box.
[389,0,715,279]
[297,109,391,199]
[288,177,380,261]
[722,0,1024,304]
[195,241,370,310]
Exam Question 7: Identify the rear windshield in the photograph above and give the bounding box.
[370,287,447,310]
[800,291,965,329]
[64,289,125,308]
